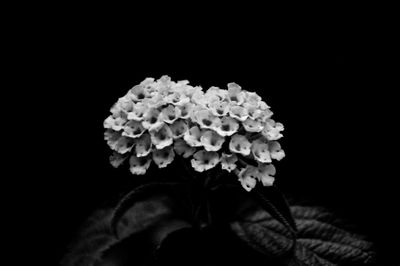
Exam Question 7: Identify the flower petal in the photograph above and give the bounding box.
[135,133,152,157]
[173,138,196,158]
[242,118,264,132]
[150,124,173,149]
[215,117,239,136]
[161,105,182,124]
[251,139,272,163]
[122,120,145,138]
[183,126,203,147]
[152,146,175,168]
[109,152,128,168]
[142,108,164,131]
[200,130,225,151]
[257,163,276,186]
[229,134,251,155]
[229,105,248,121]
[268,141,285,161]
[169,120,189,139]
[191,150,220,172]
[220,153,238,172]
[129,155,151,175]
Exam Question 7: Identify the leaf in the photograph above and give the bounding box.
[231,205,376,265]
[110,181,183,237]
[61,190,191,266]
[252,185,297,236]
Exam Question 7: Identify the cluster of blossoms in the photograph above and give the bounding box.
[104,76,285,192]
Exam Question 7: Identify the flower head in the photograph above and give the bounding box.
[104,76,285,191]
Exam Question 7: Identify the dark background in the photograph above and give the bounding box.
[20,13,396,265]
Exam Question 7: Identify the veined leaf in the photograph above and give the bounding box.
[231,205,376,265]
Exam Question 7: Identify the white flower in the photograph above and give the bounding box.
[129,85,148,102]
[200,130,225,152]
[191,89,207,106]
[229,134,251,156]
[169,120,189,139]
[122,120,145,138]
[150,124,173,149]
[242,118,264,132]
[109,152,127,168]
[152,146,175,168]
[177,102,194,119]
[262,119,284,140]
[209,100,229,117]
[104,115,126,131]
[142,108,164,131]
[193,109,221,130]
[135,133,152,157]
[229,105,248,121]
[257,163,276,186]
[268,141,285,161]
[215,117,239,137]
[161,105,181,124]
[105,130,134,154]
[127,102,147,121]
[164,91,190,106]
[244,91,262,107]
[251,139,271,163]
[220,153,238,172]
[174,139,196,158]
[237,165,258,192]
[183,126,203,147]
[191,150,220,172]
[129,155,151,175]
[227,83,245,105]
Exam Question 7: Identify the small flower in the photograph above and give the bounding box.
[268,141,285,161]
[109,152,127,168]
[142,108,164,131]
[193,109,221,130]
[105,130,134,154]
[135,133,152,157]
[191,150,220,172]
[237,165,258,192]
[257,163,276,186]
[200,130,225,151]
[169,120,189,139]
[122,120,145,138]
[229,105,248,121]
[191,89,207,106]
[104,115,126,131]
[150,124,173,149]
[209,100,229,117]
[227,83,245,105]
[183,126,203,147]
[177,102,194,119]
[127,102,147,121]
[215,117,239,136]
[161,105,181,124]
[129,155,151,175]
[164,91,190,106]
[113,136,135,154]
[262,119,284,140]
[242,118,264,132]
[251,139,271,163]
[229,134,252,156]
[244,91,262,107]
[129,85,148,102]
[220,153,238,172]
[174,138,196,158]
[152,146,175,168]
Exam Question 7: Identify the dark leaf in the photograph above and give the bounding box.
[231,205,376,265]
[252,185,297,236]
[61,191,191,266]
[110,182,183,237]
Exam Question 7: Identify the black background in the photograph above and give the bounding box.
[19,11,396,265]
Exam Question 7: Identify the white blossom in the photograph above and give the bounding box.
[229,134,252,156]
[200,130,225,152]
[152,146,175,168]
[220,153,238,172]
[191,150,220,172]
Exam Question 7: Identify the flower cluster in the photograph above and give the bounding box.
[104,76,285,191]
